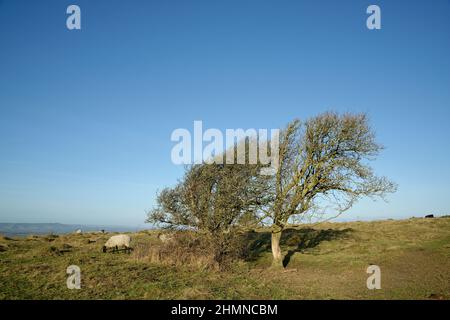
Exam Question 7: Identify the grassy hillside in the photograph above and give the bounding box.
[1,217,449,300]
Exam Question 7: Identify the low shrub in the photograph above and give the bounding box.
[132,230,246,270]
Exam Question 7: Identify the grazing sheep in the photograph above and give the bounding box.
[102,234,132,253]
[75,229,82,234]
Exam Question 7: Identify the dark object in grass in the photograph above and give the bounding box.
[425,214,434,218]
[49,245,72,255]
[102,245,133,254]
[45,234,59,242]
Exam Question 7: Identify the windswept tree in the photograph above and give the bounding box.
[148,163,268,231]
[267,112,396,267]
[147,144,271,263]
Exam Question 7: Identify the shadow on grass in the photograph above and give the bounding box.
[243,227,353,267]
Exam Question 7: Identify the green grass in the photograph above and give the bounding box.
[1,217,449,299]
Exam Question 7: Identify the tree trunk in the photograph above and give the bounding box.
[271,229,283,268]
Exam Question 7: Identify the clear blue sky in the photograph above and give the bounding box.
[1,0,449,227]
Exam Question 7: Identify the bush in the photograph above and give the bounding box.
[132,230,246,271]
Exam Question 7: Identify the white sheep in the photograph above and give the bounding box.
[102,234,132,253]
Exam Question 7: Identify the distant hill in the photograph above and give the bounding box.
[0,223,143,236]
